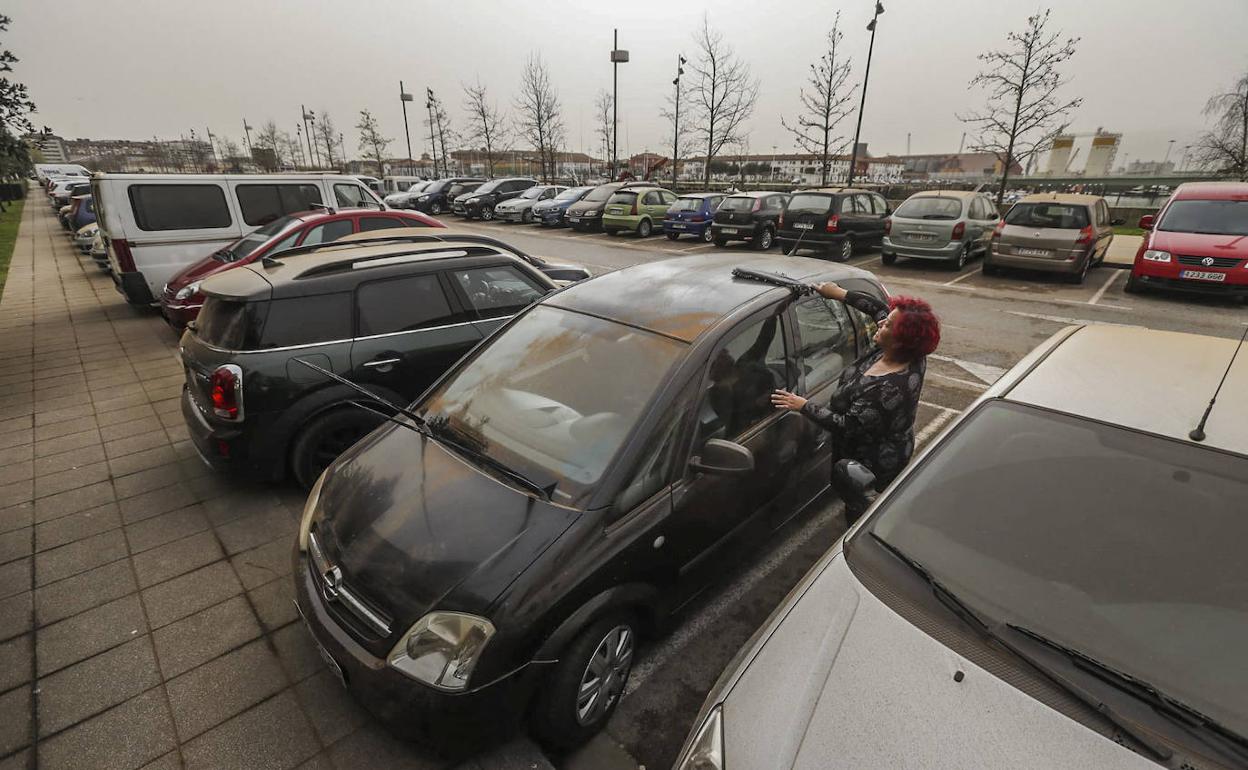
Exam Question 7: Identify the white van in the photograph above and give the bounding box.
[35,163,90,183]
[91,173,386,305]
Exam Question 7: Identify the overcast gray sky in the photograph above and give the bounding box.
[12,0,1248,166]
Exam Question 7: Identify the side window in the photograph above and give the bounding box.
[871,195,888,215]
[643,191,660,205]
[333,184,369,208]
[663,191,677,204]
[849,307,880,357]
[694,313,792,446]
[358,216,403,233]
[269,230,300,254]
[982,199,999,220]
[299,219,354,246]
[968,198,983,220]
[855,194,875,215]
[452,265,546,319]
[128,184,231,231]
[235,184,322,226]
[613,409,684,515]
[839,196,858,215]
[709,196,724,211]
[258,293,352,348]
[794,296,855,391]
[357,274,459,336]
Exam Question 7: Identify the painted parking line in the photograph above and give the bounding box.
[1088,269,1124,305]
[849,255,879,267]
[1005,310,1143,329]
[678,242,716,252]
[942,269,980,287]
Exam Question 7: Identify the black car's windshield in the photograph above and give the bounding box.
[895,196,963,220]
[785,193,835,215]
[474,180,505,195]
[583,185,618,203]
[1005,202,1090,229]
[556,187,592,201]
[863,400,1248,738]
[1158,199,1248,235]
[448,182,479,198]
[215,216,298,262]
[420,306,685,505]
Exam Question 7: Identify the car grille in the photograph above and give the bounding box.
[308,529,393,642]
[1176,255,1242,268]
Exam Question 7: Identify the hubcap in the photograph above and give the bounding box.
[575,625,634,726]
[482,207,493,220]
[431,203,441,214]
[702,227,713,242]
[761,230,772,248]
[841,240,852,260]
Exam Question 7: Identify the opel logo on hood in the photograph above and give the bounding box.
[1202,256,1215,267]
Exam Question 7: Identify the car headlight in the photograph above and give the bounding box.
[1142,249,1171,263]
[297,470,326,552]
[677,705,724,770]
[174,281,202,301]
[418,195,430,201]
[584,209,599,217]
[387,612,496,691]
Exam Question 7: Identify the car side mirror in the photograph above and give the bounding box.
[542,267,591,283]
[1138,214,1154,230]
[689,439,754,475]
[1111,218,1125,226]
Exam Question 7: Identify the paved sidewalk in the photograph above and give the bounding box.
[0,199,552,770]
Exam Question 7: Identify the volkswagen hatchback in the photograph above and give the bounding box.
[1127,182,1248,299]
[294,253,888,754]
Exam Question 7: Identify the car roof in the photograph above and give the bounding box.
[1005,325,1248,456]
[1016,192,1102,205]
[1172,182,1248,201]
[791,187,875,196]
[909,190,980,199]
[726,190,785,198]
[678,192,722,198]
[546,253,878,343]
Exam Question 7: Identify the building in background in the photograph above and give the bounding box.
[896,152,1021,181]
[1045,135,1076,175]
[1083,131,1122,177]
[24,132,68,163]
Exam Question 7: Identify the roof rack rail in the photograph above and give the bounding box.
[297,245,494,279]
[262,232,539,265]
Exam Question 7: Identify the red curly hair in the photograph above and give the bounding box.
[887,295,940,361]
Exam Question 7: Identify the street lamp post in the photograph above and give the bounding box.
[610,30,629,181]
[295,124,306,169]
[302,106,318,168]
[242,120,254,162]
[846,1,885,187]
[672,55,686,187]
[399,82,415,175]
[206,128,219,170]
[338,133,347,170]
[425,88,440,178]
[1163,139,1176,167]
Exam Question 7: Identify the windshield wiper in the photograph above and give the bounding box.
[424,420,553,502]
[868,533,1173,763]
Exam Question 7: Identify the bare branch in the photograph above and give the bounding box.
[355,109,391,176]
[688,14,759,188]
[514,53,566,181]
[1192,72,1248,180]
[780,12,855,186]
[462,78,509,177]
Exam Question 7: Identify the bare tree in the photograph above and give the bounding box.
[1192,72,1248,181]
[355,109,391,176]
[594,90,614,178]
[688,15,759,188]
[515,53,566,181]
[281,132,304,169]
[959,9,1082,206]
[216,136,243,172]
[255,120,285,169]
[462,78,509,177]
[781,13,856,186]
[315,110,338,168]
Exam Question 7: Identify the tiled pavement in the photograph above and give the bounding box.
[0,199,553,770]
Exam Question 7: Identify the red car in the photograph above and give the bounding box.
[1126,182,1248,299]
[160,208,444,327]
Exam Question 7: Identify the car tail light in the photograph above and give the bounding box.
[210,364,244,421]
[884,218,892,235]
[1075,225,1094,245]
[991,219,1005,240]
[112,238,137,272]
[826,214,840,233]
[630,199,639,215]
[951,221,965,240]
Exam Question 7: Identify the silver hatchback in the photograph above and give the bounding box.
[882,190,1000,269]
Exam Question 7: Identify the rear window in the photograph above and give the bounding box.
[1158,199,1248,236]
[607,191,638,205]
[719,197,755,212]
[895,196,962,220]
[259,293,353,348]
[670,197,703,212]
[196,297,266,349]
[236,184,322,226]
[1005,202,1089,229]
[785,193,834,215]
[128,185,232,231]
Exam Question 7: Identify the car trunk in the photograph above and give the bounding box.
[999,226,1081,260]
[891,217,959,246]
[605,192,637,217]
[715,198,757,226]
[781,194,835,235]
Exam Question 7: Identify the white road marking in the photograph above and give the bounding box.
[942,270,979,287]
[849,255,878,267]
[926,371,989,391]
[1088,269,1123,305]
[1005,310,1143,328]
[929,353,1006,384]
[679,242,716,252]
[890,276,1135,311]
[915,407,959,445]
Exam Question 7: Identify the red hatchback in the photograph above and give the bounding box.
[1127,182,1248,299]
[160,208,444,327]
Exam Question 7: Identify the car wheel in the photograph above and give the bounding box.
[951,243,968,270]
[838,238,854,262]
[637,218,653,238]
[522,209,533,224]
[713,236,729,248]
[290,408,385,489]
[881,252,897,266]
[701,226,714,243]
[1124,271,1144,294]
[754,227,774,251]
[665,232,680,241]
[481,207,494,221]
[532,612,638,751]
[430,202,442,215]
[1067,256,1089,284]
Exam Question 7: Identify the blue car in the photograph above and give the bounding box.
[532,186,594,227]
[663,193,726,243]
[71,194,96,231]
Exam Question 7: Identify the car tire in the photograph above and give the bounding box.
[665,232,680,241]
[430,202,442,215]
[1067,257,1089,284]
[754,227,774,251]
[531,612,638,752]
[1124,271,1144,294]
[837,237,854,262]
[637,219,653,238]
[881,252,897,266]
[481,207,494,221]
[290,408,385,490]
[701,227,714,243]
[951,243,968,270]
[713,236,729,248]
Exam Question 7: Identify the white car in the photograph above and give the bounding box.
[678,324,1248,770]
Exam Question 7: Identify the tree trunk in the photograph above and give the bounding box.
[997,47,1032,208]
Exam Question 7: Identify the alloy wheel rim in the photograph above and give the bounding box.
[761,230,772,249]
[841,239,852,260]
[702,227,713,243]
[575,625,634,726]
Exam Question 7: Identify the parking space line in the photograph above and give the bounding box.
[942,270,979,287]
[849,255,878,267]
[1088,269,1123,305]
[679,243,716,252]
[927,371,989,392]
[915,408,959,445]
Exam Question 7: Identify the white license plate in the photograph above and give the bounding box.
[567,217,580,223]
[608,207,625,215]
[907,232,936,242]
[1180,269,1226,282]
[1015,247,1050,257]
[722,228,739,235]
[794,222,814,230]
[671,223,686,229]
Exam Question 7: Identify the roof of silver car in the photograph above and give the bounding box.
[1005,325,1248,456]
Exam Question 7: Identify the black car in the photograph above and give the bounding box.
[294,253,887,754]
[777,187,891,261]
[179,234,568,488]
[411,177,484,216]
[710,191,789,250]
[453,177,537,220]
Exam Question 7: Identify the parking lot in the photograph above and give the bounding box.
[2,200,1246,770]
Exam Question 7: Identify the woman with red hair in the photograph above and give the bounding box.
[772,282,940,526]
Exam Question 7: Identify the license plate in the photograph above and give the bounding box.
[568,217,580,223]
[1180,269,1226,282]
[722,228,739,235]
[607,207,623,215]
[907,232,936,242]
[671,223,685,229]
[794,222,814,230]
[298,611,345,686]
[1015,247,1050,257]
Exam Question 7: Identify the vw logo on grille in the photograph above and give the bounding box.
[1202,256,1215,267]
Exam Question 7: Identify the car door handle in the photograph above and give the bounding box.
[362,358,401,368]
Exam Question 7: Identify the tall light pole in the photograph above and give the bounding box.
[302,107,318,168]
[399,82,415,175]
[610,30,629,181]
[426,88,440,178]
[242,120,254,161]
[206,128,219,170]
[295,124,306,169]
[847,1,885,187]
[1163,139,1176,167]
[672,55,685,186]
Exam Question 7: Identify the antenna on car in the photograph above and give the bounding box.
[291,357,426,430]
[731,267,817,296]
[1188,324,1248,442]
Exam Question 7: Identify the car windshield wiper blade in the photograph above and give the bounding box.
[424,420,553,502]
[868,533,1174,763]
